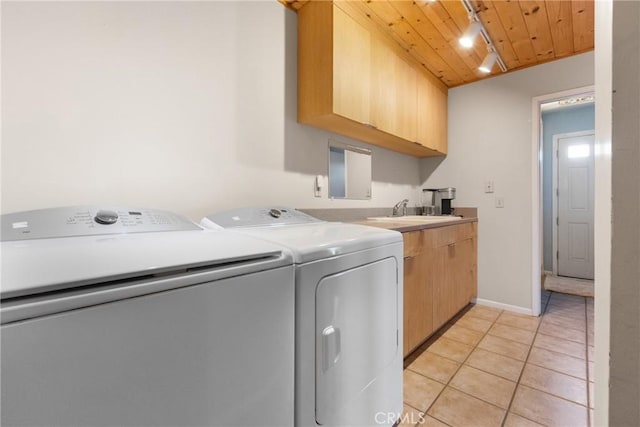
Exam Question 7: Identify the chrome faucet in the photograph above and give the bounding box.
[392,199,409,217]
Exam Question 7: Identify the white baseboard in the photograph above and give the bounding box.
[472,298,535,316]
[543,270,553,276]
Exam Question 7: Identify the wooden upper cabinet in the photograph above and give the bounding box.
[332,4,370,125]
[297,1,447,158]
[394,58,418,143]
[417,72,448,155]
[371,42,417,143]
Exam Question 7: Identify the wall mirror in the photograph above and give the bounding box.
[328,139,372,200]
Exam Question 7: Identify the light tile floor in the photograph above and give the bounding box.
[402,291,595,427]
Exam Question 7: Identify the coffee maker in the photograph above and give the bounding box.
[438,187,456,215]
[422,187,456,216]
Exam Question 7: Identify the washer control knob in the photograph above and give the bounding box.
[94,210,119,225]
[269,209,282,219]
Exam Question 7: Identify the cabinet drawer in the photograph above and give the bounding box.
[403,231,423,258]
[425,223,477,248]
[456,222,477,241]
[425,225,456,248]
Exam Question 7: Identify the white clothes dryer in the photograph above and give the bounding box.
[202,207,403,427]
[1,206,295,427]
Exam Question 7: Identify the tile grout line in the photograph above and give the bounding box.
[410,309,545,381]
[499,291,552,427]
[407,298,597,426]
[502,293,593,426]
[429,307,509,423]
[524,353,590,381]
[401,402,453,427]
[407,294,594,427]
[405,306,506,425]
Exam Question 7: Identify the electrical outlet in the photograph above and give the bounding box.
[495,197,504,208]
[484,181,494,193]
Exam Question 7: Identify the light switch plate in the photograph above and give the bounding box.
[314,175,323,198]
[484,181,494,193]
[495,197,504,208]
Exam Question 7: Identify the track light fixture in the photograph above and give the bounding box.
[460,0,508,74]
[479,50,498,73]
[459,21,482,48]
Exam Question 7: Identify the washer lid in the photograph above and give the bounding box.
[203,207,322,229]
[1,207,292,300]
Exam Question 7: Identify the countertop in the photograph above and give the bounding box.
[351,216,478,233]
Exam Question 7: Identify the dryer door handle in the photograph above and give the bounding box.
[321,325,341,372]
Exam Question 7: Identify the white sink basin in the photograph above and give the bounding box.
[367,215,462,223]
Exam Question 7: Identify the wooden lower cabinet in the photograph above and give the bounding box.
[458,236,478,308]
[432,243,457,330]
[403,254,433,356]
[402,223,478,357]
[432,236,477,329]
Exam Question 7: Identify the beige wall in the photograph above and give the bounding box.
[421,52,595,312]
[610,0,640,424]
[1,1,421,221]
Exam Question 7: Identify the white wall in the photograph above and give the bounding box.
[593,1,612,422]
[420,52,595,311]
[1,1,421,220]
[610,0,640,423]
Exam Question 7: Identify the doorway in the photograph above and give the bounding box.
[530,86,594,316]
[539,95,595,297]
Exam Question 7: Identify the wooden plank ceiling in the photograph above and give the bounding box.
[280,0,594,88]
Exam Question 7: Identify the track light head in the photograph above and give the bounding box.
[479,51,498,73]
[459,21,482,48]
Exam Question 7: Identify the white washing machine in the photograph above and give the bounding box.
[1,206,295,427]
[202,207,403,427]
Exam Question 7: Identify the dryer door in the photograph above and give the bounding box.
[315,257,399,425]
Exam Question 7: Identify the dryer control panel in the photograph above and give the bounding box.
[203,207,322,228]
[1,206,200,241]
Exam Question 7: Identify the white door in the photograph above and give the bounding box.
[556,131,595,279]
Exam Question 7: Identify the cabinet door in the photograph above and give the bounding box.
[333,5,370,124]
[417,72,448,154]
[432,243,457,329]
[394,57,417,142]
[403,230,423,258]
[371,41,417,142]
[427,226,478,331]
[470,236,478,300]
[456,237,477,304]
[446,238,477,318]
[403,254,433,356]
